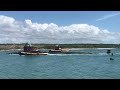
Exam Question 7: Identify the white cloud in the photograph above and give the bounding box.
[0,15,120,44]
[96,13,120,21]
[0,15,15,25]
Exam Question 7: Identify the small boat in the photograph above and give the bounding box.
[49,45,92,54]
[49,45,69,53]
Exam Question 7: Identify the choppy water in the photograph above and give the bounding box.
[0,48,120,79]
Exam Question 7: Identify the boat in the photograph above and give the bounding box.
[49,45,92,54]
[9,42,48,55]
[19,42,48,55]
[49,45,69,52]
[49,45,70,54]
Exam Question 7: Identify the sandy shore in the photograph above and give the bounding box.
[63,48,116,50]
[0,49,23,51]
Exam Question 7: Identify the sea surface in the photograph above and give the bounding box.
[0,48,120,79]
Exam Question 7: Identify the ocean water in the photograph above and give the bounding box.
[0,48,120,79]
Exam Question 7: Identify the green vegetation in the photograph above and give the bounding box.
[0,44,120,50]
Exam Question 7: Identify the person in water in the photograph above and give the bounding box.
[110,53,114,60]
[110,58,114,60]
[111,53,113,56]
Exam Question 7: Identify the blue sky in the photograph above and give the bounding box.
[0,11,120,44]
[0,11,120,31]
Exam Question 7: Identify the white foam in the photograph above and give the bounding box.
[97,53,108,55]
[9,54,19,56]
[48,54,92,56]
[96,48,115,50]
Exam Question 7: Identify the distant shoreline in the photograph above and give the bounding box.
[0,44,119,51]
[64,48,116,50]
[0,48,116,51]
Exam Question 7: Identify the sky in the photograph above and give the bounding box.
[0,11,120,44]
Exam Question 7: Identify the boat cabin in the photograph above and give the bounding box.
[54,45,62,50]
[23,42,37,52]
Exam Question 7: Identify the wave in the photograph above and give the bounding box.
[8,52,120,57]
[48,52,120,56]
[48,53,93,56]
[96,48,115,50]
[94,52,120,56]
[9,54,19,56]
[97,53,108,56]
[115,52,120,55]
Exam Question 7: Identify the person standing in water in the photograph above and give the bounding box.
[111,53,113,56]
[110,53,114,60]
[106,50,114,60]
